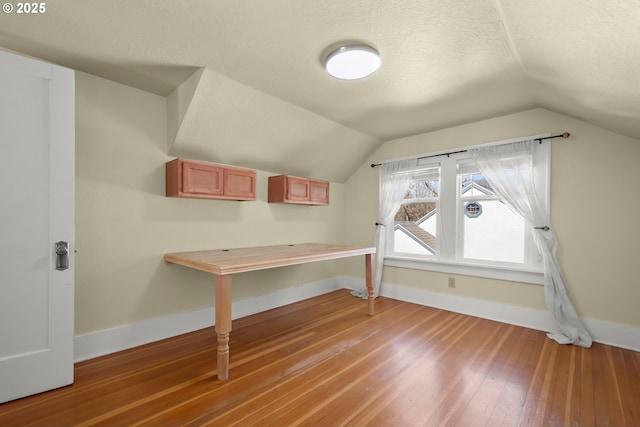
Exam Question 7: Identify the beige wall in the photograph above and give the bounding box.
[344,108,640,329]
[74,72,347,335]
[75,70,639,335]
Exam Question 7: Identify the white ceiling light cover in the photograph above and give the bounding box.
[325,45,381,80]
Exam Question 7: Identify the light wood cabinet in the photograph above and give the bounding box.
[268,174,329,205]
[166,158,256,201]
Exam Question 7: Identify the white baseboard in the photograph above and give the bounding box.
[74,278,342,362]
[75,276,639,362]
[581,318,640,353]
[342,277,640,352]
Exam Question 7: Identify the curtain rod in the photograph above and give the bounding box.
[370,132,570,168]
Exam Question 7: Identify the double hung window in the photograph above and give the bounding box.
[393,165,440,256]
[385,138,550,284]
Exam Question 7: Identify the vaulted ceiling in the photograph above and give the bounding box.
[1,1,638,182]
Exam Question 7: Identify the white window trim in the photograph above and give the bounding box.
[384,256,545,285]
[382,133,551,286]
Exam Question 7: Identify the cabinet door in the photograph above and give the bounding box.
[287,176,311,202]
[182,161,224,196]
[310,180,329,204]
[224,168,256,200]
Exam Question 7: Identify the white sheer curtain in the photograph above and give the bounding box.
[353,158,416,299]
[469,140,592,347]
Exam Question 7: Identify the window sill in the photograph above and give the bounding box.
[384,256,544,285]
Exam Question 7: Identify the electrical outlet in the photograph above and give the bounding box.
[448,277,455,288]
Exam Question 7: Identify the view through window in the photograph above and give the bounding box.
[388,142,549,279]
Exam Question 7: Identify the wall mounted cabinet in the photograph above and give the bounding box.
[268,174,329,205]
[166,158,256,201]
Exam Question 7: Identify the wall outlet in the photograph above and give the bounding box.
[448,277,455,288]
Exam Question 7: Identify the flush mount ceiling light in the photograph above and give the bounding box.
[325,44,381,80]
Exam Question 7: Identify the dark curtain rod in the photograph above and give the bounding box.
[370,132,570,168]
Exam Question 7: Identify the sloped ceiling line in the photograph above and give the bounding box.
[168,67,383,183]
[494,0,526,74]
[166,67,204,153]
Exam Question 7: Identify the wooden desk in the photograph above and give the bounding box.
[164,243,376,380]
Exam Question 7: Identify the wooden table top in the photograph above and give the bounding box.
[164,242,375,275]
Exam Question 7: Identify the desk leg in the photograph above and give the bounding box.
[365,253,375,315]
[215,274,232,380]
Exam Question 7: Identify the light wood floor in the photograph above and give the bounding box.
[1,290,639,426]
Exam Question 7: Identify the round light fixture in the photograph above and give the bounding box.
[325,45,380,80]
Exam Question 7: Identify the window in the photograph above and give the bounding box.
[458,161,534,265]
[385,137,550,284]
[393,165,439,256]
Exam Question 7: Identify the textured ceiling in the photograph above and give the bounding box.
[1,0,638,182]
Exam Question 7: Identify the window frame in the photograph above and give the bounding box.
[383,134,551,285]
[456,161,536,268]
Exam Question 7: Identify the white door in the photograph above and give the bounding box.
[0,50,75,403]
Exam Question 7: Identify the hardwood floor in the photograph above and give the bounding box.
[1,290,639,426]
